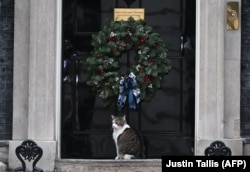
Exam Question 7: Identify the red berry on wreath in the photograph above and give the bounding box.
[150,60,156,65]
[140,38,146,44]
[145,75,151,82]
[100,70,105,76]
[109,36,116,42]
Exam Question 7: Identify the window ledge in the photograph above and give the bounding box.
[243,138,250,144]
[0,141,9,147]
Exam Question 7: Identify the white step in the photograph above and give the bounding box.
[55,159,161,172]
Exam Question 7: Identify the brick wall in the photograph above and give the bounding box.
[241,0,250,137]
[0,0,14,140]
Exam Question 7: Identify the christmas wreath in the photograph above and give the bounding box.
[84,17,171,109]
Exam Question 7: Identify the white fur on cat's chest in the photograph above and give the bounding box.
[112,124,130,144]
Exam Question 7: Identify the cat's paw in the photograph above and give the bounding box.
[115,156,119,160]
[124,154,135,160]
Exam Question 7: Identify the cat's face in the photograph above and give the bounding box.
[111,115,127,130]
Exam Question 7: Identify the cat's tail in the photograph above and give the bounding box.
[140,147,146,159]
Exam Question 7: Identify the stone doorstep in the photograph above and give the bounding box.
[55,159,162,172]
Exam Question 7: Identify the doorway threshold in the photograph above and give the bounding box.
[55,159,161,172]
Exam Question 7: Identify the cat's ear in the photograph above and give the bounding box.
[123,115,126,120]
[111,115,115,119]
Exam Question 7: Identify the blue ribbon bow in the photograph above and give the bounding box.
[117,72,141,111]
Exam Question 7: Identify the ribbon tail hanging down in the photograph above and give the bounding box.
[117,72,141,111]
[117,76,127,111]
[128,89,136,110]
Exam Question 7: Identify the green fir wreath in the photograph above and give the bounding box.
[83,17,171,107]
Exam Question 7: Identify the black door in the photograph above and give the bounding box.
[61,0,195,158]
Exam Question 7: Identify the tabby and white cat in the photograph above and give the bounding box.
[111,115,145,160]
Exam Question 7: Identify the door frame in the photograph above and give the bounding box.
[55,0,243,159]
[55,0,63,159]
[54,0,195,159]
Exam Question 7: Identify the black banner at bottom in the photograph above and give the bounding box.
[162,156,250,172]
